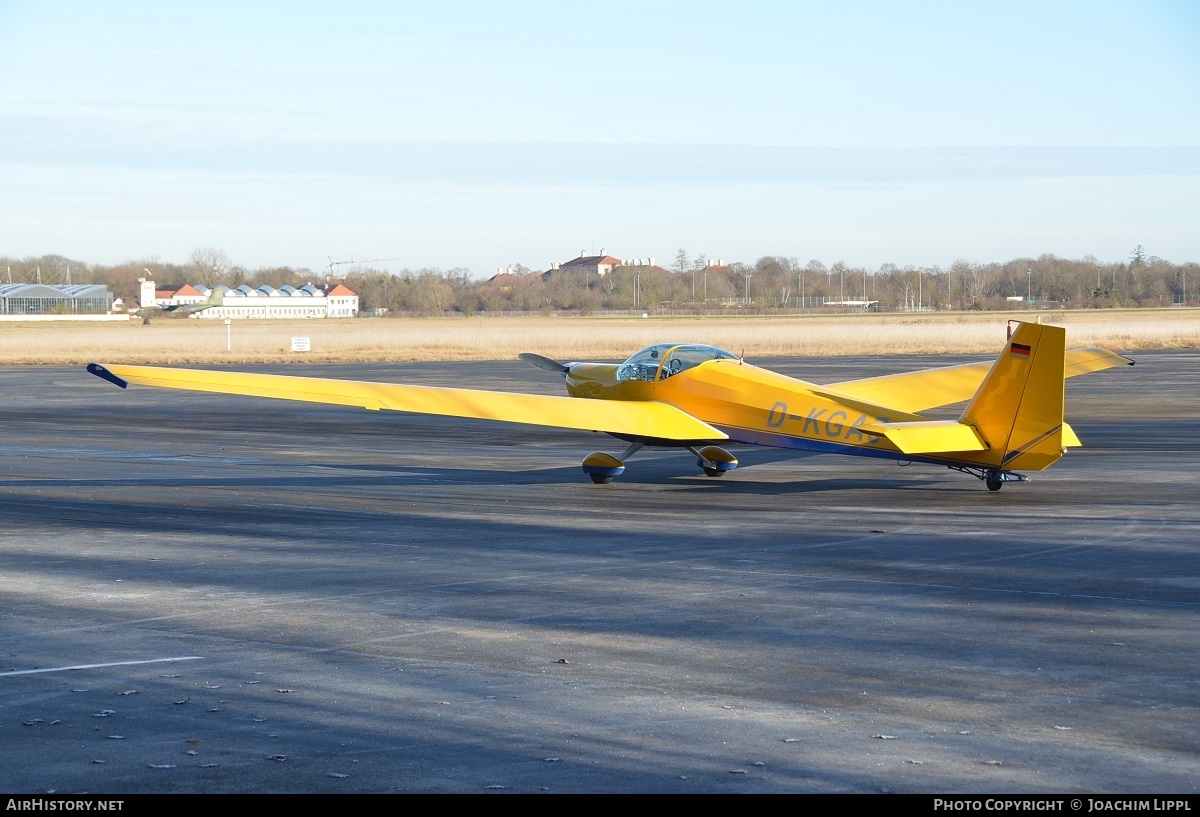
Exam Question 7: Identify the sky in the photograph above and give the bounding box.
[1,0,1198,278]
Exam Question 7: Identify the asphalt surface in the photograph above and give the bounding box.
[1,351,1198,794]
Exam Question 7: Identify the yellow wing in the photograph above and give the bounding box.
[88,363,726,442]
[827,347,1133,414]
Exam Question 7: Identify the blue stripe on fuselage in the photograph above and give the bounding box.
[712,425,972,468]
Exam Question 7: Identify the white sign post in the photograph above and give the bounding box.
[291,337,311,353]
[224,318,231,352]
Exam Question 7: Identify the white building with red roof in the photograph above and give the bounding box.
[325,283,359,317]
[142,281,207,308]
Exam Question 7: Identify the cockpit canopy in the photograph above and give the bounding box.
[615,343,741,382]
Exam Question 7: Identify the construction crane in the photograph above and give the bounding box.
[326,255,398,279]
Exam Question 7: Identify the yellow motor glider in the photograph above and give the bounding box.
[87,321,1132,491]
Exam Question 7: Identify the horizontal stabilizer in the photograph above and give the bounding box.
[87,363,727,442]
[829,346,1133,413]
[868,420,988,455]
[1064,347,1135,377]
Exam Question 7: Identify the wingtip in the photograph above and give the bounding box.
[87,363,128,389]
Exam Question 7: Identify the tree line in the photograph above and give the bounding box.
[3,246,1196,316]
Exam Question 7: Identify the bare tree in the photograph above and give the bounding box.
[673,248,690,275]
[188,248,232,287]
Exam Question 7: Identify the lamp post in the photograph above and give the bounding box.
[1027,267,1032,307]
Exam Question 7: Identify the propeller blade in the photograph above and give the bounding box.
[518,353,570,373]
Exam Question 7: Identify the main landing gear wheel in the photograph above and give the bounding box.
[581,442,644,484]
[689,445,738,478]
[985,471,1003,492]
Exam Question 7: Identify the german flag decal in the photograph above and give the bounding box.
[1010,342,1032,358]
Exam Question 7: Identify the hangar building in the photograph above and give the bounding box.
[141,280,359,318]
[0,283,113,315]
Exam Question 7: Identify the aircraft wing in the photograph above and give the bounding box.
[87,363,727,441]
[827,347,1133,414]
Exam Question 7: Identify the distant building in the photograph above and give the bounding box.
[545,250,656,278]
[325,283,359,317]
[486,270,541,291]
[822,299,881,312]
[139,279,358,319]
[0,283,113,315]
[148,283,206,308]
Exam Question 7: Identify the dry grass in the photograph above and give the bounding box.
[2,310,1198,365]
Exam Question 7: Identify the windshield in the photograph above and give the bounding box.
[615,343,740,382]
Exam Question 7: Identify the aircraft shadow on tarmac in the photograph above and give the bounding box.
[0,457,947,496]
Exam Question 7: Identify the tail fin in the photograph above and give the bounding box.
[959,322,1067,471]
[180,288,223,315]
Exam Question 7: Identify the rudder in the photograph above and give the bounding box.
[959,322,1067,472]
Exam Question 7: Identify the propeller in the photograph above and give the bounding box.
[518,353,570,374]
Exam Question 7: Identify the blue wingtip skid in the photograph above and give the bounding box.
[87,363,128,389]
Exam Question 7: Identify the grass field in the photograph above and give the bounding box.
[2,309,1198,365]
